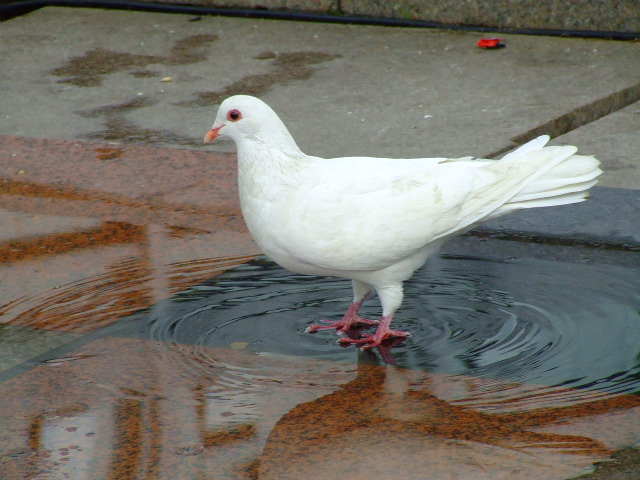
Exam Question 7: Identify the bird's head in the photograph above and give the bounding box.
[204,95,295,148]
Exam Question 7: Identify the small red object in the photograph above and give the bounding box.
[477,38,505,48]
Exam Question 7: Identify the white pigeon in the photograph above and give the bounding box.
[204,95,602,349]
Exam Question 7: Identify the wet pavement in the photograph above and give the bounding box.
[1,6,640,480]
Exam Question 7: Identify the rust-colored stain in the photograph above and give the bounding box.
[203,423,256,446]
[0,221,144,264]
[94,147,124,160]
[108,398,145,480]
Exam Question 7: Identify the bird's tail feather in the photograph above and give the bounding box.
[494,141,602,215]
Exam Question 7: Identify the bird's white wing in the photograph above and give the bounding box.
[282,145,574,271]
[285,157,481,270]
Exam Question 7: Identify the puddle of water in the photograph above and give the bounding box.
[2,249,640,480]
[147,254,640,409]
[92,251,636,479]
[0,325,83,372]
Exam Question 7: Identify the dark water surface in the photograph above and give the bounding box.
[145,253,640,410]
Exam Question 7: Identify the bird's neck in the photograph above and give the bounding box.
[236,135,310,200]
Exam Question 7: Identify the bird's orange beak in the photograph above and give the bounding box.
[204,122,223,144]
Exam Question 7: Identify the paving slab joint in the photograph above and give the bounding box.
[501,83,640,154]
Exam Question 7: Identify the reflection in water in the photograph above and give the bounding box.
[6,346,639,480]
[36,408,100,480]
[2,253,640,479]
[2,142,639,479]
[1,252,257,333]
[258,363,622,480]
[3,134,639,479]
[78,253,636,479]
[0,137,254,338]
[3,256,152,332]
[150,255,640,407]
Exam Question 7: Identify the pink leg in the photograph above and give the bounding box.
[305,297,377,334]
[337,315,410,350]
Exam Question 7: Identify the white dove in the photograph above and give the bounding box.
[204,95,601,349]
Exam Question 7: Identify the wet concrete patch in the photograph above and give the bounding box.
[50,38,340,146]
[51,48,164,87]
[86,116,200,146]
[49,33,222,146]
[130,69,161,78]
[72,49,340,146]
[48,34,227,146]
[178,50,341,107]
[75,97,198,146]
[50,34,219,87]
[78,97,155,118]
[165,33,220,65]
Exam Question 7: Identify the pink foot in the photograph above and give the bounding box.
[337,315,410,350]
[305,301,377,334]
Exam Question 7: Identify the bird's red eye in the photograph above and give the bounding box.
[227,109,242,122]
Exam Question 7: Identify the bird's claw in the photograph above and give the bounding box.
[305,316,378,334]
[337,329,411,350]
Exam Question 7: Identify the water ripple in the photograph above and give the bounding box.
[146,254,640,410]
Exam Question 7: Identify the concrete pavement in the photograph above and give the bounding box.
[1,7,639,188]
[0,6,639,480]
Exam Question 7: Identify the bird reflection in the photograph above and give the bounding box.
[337,326,406,366]
[258,359,611,480]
